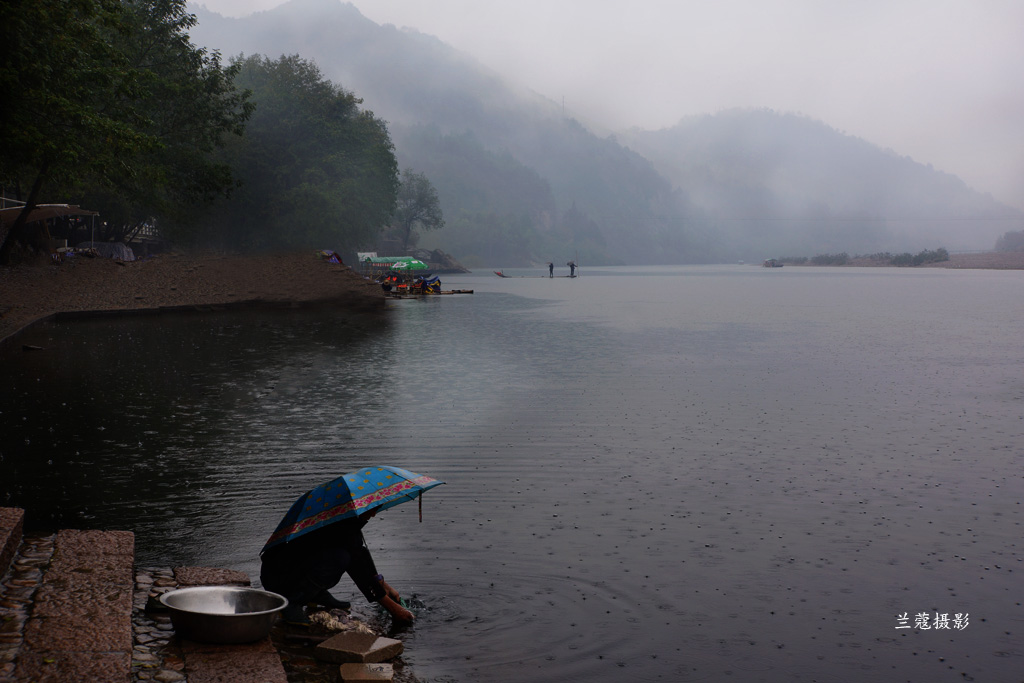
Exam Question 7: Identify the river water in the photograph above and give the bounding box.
[2,265,1022,682]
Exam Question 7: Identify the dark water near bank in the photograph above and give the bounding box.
[2,265,1022,682]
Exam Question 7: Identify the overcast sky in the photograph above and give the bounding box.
[195,0,1023,210]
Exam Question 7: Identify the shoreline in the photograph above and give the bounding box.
[3,249,1021,345]
[0,250,385,347]
[778,251,1024,270]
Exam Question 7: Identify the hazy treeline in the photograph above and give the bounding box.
[994,230,1024,252]
[8,0,1018,266]
[390,124,698,266]
[1,0,440,262]
[188,2,712,266]
[188,1,1023,267]
[173,54,399,250]
[778,248,950,266]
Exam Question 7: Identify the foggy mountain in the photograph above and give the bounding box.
[189,0,1020,265]
[620,110,1020,257]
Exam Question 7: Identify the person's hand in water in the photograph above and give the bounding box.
[381,594,415,622]
[380,579,401,602]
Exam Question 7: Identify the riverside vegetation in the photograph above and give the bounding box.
[0,0,445,265]
[776,247,951,267]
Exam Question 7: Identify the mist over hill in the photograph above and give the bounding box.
[189,0,1021,265]
[620,110,1022,256]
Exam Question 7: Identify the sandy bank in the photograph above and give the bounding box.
[927,251,1024,269]
[0,251,384,345]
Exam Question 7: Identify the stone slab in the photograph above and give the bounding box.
[315,631,403,664]
[42,557,133,577]
[22,611,133,653]
[177,635,279,655]
[0,507,24,576]
[36,563,134,588]
[174,566,251,587]
[183,651,287,682]
[340,662,395,681]
[30,582,134,618]
[53,529,134,558]
[15,529,135,683]
[14,651,131,683]
[30,529,135,619]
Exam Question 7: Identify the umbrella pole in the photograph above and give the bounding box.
[419,495,422,523]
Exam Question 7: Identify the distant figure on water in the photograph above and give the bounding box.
[567,261,577,277]
[548,262,554,277]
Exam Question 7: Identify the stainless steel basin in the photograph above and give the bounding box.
[159,586,288,643]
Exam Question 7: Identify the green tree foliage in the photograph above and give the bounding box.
[83,0,252,241]
[810,252,849,265]
[390,169,444,251]
[0,0,250,260]
[918,247,949,264]
[891,248,949,266]
[181,54,398,250]
[1,0,140,258]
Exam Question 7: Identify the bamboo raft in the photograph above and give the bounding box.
[385,289,474,299]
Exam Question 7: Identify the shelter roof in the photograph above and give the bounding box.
[0,204,99,226]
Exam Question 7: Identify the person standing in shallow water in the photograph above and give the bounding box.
[567,261,576,277]
[548,262,554,277]
[260,508,414,625]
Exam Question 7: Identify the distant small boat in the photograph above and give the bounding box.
[762,259,784,268]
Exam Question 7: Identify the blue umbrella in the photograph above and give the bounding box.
[262,466,443,552]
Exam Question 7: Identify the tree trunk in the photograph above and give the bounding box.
[0,165,49,265]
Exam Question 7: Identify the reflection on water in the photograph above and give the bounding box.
[2,265,1022,682]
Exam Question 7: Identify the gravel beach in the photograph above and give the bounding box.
[0,250,385,345]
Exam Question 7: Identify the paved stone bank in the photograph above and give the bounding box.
[8,529,134,682]
[0,509,289,683]
[0,510,412,682]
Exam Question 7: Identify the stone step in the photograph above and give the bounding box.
[11,528,136,682]
[315,631,404,664]
[0,509,289,682]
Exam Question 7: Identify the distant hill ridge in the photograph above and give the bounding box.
[189,0,1022,264]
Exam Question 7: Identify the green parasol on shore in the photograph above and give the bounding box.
[389,258,428,271]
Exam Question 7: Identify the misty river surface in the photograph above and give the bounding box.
[2,265,1022,682]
